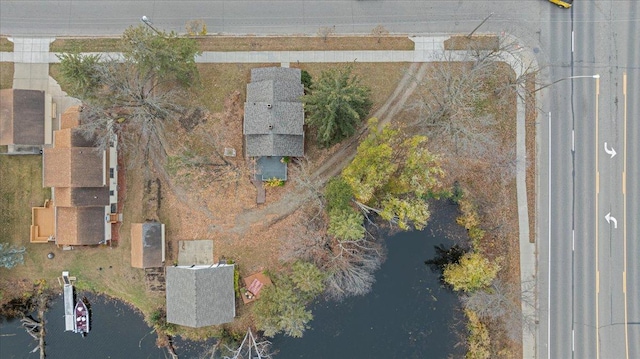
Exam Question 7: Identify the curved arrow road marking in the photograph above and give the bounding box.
[604,142,617,158]
[605,212,618,229]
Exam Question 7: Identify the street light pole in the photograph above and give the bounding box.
[534,74,600,93]
[467,13,494,39]
[140,15,161,35]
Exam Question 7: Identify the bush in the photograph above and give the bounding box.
[149,307,176,334]
[264,178,285,187]
[465,309,491,359]
[443,252,500,292]
[301,70,312,94]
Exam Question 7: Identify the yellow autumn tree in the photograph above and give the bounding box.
[443,252,500,292]
[340,118,444,231]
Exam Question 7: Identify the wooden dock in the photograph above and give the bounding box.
[250,178,266,204]
[62,272,74,331]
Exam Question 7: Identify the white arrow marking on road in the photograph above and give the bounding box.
[605,213,618,229]
[604,142,617,158]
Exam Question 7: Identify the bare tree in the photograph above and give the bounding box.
[370,25,389,44]
[408,35,540,158]
[317,26,335,42]
[185,19,207,36]
[77,59,186,167]
[323,234,386,301]
[57,25,200,174]
[461,278,536,341]
[221,328,275,359]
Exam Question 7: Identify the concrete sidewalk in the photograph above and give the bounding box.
[3,37,81,131]
[0,34,537,359]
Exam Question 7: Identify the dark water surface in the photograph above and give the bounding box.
[1,203,462,359]
[272,213,463,359]
[0,293,167,359]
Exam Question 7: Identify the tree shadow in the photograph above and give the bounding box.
[424,244,467,283]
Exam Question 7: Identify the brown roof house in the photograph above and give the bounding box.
[166,264,236,327]
[40,105,119,247]
[243,67,304,181]
[131,222,166,268]
[0,89,53,151]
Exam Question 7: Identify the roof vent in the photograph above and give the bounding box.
[266,103,272,109]
[268,124,273,130]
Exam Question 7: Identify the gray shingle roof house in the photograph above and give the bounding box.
[166,264,236,327]
[243,67,304,158]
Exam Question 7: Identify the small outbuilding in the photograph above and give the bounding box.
[166,264,236,327]
[130,222,165,268]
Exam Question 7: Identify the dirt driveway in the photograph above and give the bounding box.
[131,62,429,275]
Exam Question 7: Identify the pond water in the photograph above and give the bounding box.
[272,203,464,359]
[1,203,463,359]
[0,292,217,358]
[0,292,168,359]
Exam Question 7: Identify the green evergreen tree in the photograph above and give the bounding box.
[253,262,323,338]
[303,66,372,147]
[0,243,26,269]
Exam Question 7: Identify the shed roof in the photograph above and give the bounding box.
[131,222,165,268]
[166,265,236,327]
[0,89,45,145]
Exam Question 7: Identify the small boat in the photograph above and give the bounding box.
[73,300,90,335]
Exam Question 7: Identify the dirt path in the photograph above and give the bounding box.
[230,62,430,234]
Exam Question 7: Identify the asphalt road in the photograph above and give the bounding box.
[0,0,542,39]
[1,1,638,358]
[537,1,640,358]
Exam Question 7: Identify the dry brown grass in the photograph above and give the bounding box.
[50,36,415,53]
[443,35,500,51]
[196,61,409,121]
[0,37,13,52]
[195,63,278,113]
[525,73,537,244]
[0,63,14,89]
[194,35,414,51]
[50,38,123,53]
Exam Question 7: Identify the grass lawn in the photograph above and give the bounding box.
[50,35,415,53]
[0,63,14,89]
[0,152,164,317]
[0,37,13,52]
[195,62,409,114]
[194,36,415,51]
